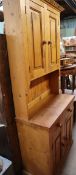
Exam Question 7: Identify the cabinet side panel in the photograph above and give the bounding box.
[3,0,29,119]
[16,120,51,175]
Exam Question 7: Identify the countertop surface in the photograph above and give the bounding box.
[30,94,74,128]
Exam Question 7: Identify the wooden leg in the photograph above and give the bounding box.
[72,75,75,92]
[66,76,71,89]
[61,76,65,94]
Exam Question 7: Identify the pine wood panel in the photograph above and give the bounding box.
[32,12,42,67]
[53,134,61,174]
[16,121,51,175]
[28,75,50,103]
[28,71,59,119]
[26,1,46,80]
[47,10,60,71]
[29,94,74,128]
[51,17,57,63]
[65,115,73,148]
[3,0,29,120]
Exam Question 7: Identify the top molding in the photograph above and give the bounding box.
[43,0,64,12]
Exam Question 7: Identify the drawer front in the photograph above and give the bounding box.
[51,101,74,142]
[65,101,74,122]
[58,101,74,124]
[52,118,62,143]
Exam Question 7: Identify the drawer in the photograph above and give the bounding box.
[67,101,73,112]
[65,101,74,120]
[50,101,74,143]
[52,118,63,143]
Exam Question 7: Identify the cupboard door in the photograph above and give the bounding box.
[65,115,73,149]
[61,124,65,158]
[26,1,46,80]
[52,130,61,175]
[47,10,60,72]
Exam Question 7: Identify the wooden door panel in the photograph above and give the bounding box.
[31,9,42,68]
[48,14,57,66]
[27,2,45,80]
[53,132,61,175]
[46,9,60,72]
[64,115,73,152]
[55,135,61,166]
[66,117,72,141]
[50,17,57,64]
[61,124,66,159]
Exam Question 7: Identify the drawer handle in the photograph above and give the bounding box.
[67,108,72,112]
[57,123,62,128]
[62,142,65,147]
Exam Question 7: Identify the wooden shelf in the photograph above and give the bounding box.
[66,50,76,52]
[60,58,72,61]
[61,64,76,70]
[29,94,74,128]
[64,45,76,47]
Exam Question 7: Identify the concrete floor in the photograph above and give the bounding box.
[61,123,76,175]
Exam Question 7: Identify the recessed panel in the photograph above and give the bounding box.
[31,9,43,69]
[50,17,57,64]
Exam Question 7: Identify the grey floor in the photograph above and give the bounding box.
[61,123,76,175]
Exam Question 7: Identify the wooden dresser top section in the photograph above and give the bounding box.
[17,94,74,128]
[29,94,74,128]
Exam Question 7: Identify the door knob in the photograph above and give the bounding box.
[48,41,52,45]
[67,108,72,112]
[57,123,62,128]
[62,142,65,147]
[42,41,47,45]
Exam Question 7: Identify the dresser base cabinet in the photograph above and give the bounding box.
[16,95,74,175]
[17,123,51,175]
